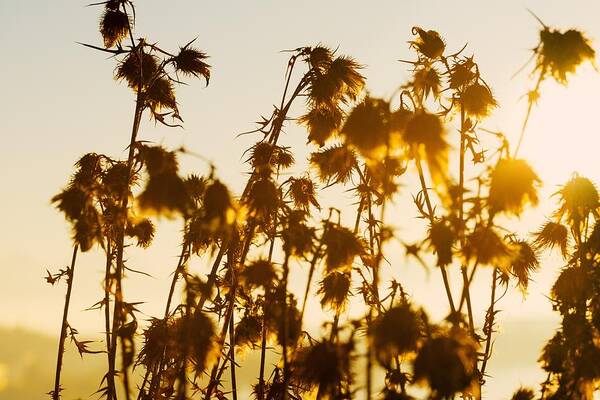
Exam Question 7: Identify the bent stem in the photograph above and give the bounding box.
[52,245,79,400]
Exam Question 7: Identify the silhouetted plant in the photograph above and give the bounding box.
[48,6,599,400]
[514,11,595,156]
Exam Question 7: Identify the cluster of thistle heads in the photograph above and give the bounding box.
[48,2,600,400]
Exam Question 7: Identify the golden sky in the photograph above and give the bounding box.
[1,0,600,398]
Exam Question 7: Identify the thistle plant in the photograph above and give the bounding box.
[50,1,211,399]
[47,5,598,400]
[514,11,595,156]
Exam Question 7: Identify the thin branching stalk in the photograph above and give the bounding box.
[414,153,457,314]
[299,222,327,325]
[103,239,113,372]
[513,67,545,158]
[108,90,144,400]
[458,107,475,334]
[164,241,191,317]
[257,178,285,399]
[480,267,498,380]
[229,258,239,400]
[52,245,79,400]
[204,280,237,400]
[257,307,269,400]
[281,252,292,400]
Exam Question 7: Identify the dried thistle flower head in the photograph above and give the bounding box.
[72,153,103,186]
[410,27,445,59]
[322,224,364,272]
[138,172,190,217]
[488,158,540,216]
[427,219,454,267]
[184,174,207,204]
[240,259,277,290]
[249,142,295,172]
[126,218,155,248]
[137,146,191,216]
[53,186,89,223]
[532,221,569,258]
[202,180,234,222]
[460,83,497,118]
[292,340,351,396]
[52,177,103,252]
[413,328,479,398]
[367,156,407,198]
[102,162,130,200]
[540,331,566,374]
[449,58,477,89]
[234,313,262,350]
[300,105,343,146]
[411,66,441,100]
[185,178,238,251]
[100,7,130,48]
[281,210,315,257]
[372,304,423,366]
[173,312,219,374]
[173,42,211,84]
[404,111,448,183]
[310,144,357,185]
[288,177,320,211]
[318,271,352,312]
[307,54,365,108]
[138,318,170,369]
[507,239,539,293]
[264,289,302,347]
[308,45,334,72]
[73,211,103,252]
[463,225,512,267]
[389,108,413,139]
[146,77,178,114]
[245,177,279,226]
[511,387,536,400]
[341,96,393,158]
[552,266,592,311]
[555,175,599,225]
[537,27,595,84]
[115,52,159,90]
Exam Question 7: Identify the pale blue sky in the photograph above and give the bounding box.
[1,1,600,398]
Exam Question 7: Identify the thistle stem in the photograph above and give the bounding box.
[257,308,269,400]
[281,252,291,400]
[108,80,144,400]
[103,239,113,376]
[414,154,456,314]
[480,267,498,380]
[164,241,191,317]
[52,245,79,400]
[513,69,545,158]
[459,107,475,334]
[229,302,238,400]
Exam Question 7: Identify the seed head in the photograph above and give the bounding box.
[410,27,445,59]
